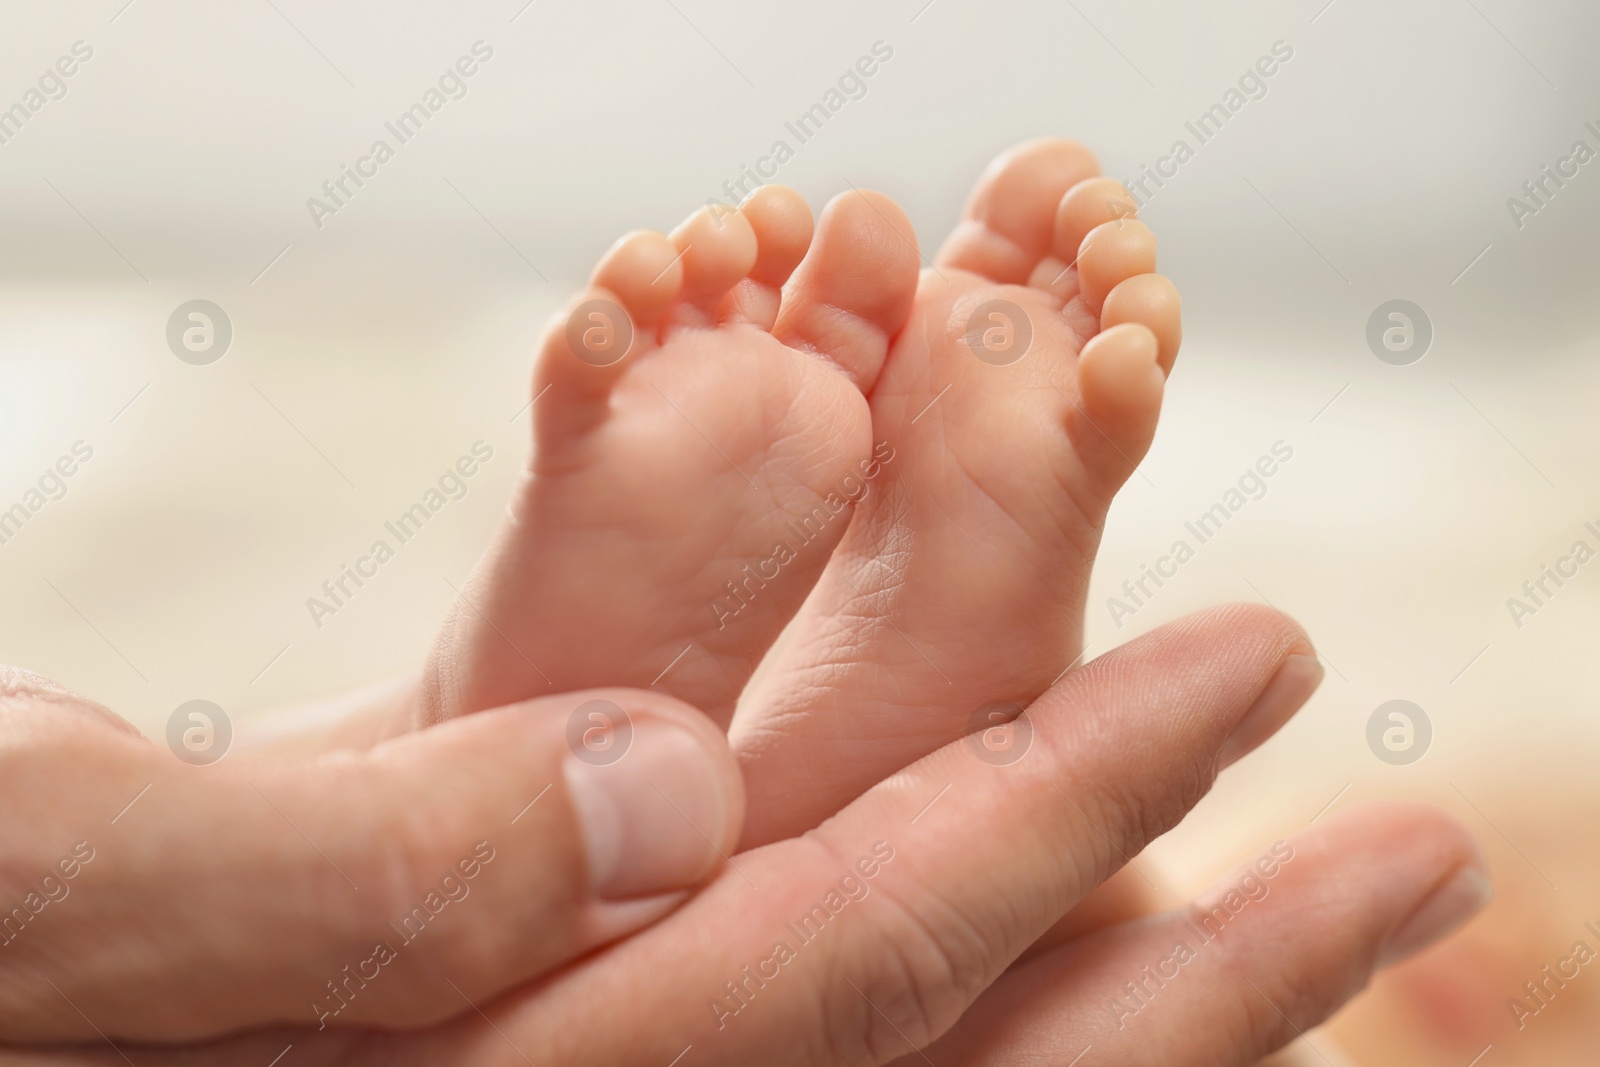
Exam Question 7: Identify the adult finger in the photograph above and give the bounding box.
[0,682,742,1044]
[374,604,1322,1065]
[914,802,1488,1066]
[1020,603,1329,963]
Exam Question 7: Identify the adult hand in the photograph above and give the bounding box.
[0,607,1485,1065]
[0,668,743,1042]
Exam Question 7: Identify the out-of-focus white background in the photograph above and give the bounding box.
[1,1,1597,1062]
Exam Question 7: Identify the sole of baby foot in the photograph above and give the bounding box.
[418,186,921,730]
[732,137,1181,848]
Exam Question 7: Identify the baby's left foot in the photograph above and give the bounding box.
[733,138,1182,844]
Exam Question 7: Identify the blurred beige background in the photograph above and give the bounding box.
[2,0,1598,1062]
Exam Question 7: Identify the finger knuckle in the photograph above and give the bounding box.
[820,880,993,1064]
[1224,960,1355,1058]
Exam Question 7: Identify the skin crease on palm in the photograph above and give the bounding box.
[0,140,1491,1066]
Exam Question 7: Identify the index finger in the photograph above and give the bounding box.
[395,604,1323,1065]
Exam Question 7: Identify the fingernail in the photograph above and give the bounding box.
[1378,865,1493,969]
[563,719,730,900]
[1219,653,1324,766]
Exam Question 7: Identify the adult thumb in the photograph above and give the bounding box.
[1,686,742,1043]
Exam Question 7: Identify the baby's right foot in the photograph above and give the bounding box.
[419,187,920,727]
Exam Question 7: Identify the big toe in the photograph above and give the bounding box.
[936,137,1100,284]
[772,188,920,392]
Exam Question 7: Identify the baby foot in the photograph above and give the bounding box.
[419,187,919,726]
[733,138,1182,844]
